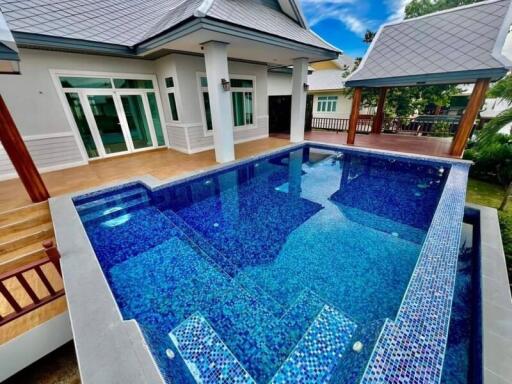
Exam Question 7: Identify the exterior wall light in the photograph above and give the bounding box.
[221,78,231,91]
[303,83,309,92]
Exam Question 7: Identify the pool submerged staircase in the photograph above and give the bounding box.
[170,303,357,384]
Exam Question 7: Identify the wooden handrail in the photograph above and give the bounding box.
[0,241,64,326]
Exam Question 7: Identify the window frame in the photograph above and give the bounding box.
[317,95,338,113]
[164,76,180,122]
[196,72,257,136]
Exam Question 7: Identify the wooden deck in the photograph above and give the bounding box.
[272,130,455,158]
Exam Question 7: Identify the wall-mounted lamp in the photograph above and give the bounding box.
[221,78,231,91]
[303,83,309,92]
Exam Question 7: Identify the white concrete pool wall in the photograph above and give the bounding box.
[49,142,509,383]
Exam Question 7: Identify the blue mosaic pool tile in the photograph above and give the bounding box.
[170,313,256,384]
[271,304,357,383]
[361,163,470,384]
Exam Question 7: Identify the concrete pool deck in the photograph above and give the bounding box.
[49,142,511,383]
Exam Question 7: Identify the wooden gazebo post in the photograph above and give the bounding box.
[372,87,388,134]
[450,78,490,157]
[347,87,362,145]
[0,95,49,202]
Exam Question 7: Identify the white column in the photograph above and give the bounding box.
[290,57,309,143]
[203,41,235,163]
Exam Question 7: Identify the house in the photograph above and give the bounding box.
[0,0,338,181]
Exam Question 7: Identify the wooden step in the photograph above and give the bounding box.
[0,211,51,239]
[0,222,54,245]
[0,224,54,254]
[0,247,48,275]
[0,201,50,227]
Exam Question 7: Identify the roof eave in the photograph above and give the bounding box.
[345,68,509,88]
[135,17,339,60]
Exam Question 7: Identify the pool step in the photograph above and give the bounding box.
[170,313,256,384]
[164,209,286,317]
[75,187,149,216]
[270,305,357,383]
[79,196,150,224]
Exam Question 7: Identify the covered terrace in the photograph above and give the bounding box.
[344,0,512,157]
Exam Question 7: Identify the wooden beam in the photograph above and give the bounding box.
[372,87,388,134]
[347,87,362,145]
[0,95,49,202]
[450,79,490,157]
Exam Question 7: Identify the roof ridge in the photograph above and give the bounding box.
[139,0,197,41]
[194,0,215,17]
[384,0,506,27]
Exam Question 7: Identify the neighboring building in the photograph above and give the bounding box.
[481,97,512,135]
[308,56,356,120]
[0,0,338,180]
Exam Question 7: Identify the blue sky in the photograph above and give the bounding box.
[301,0,410,58]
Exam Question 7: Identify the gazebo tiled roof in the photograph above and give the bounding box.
[346,0,512,87]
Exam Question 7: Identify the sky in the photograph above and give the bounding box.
[301,0,411,59]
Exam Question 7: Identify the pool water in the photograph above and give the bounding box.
[74,146,450,383]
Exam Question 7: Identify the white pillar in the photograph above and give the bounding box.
[203,41,235,163]
[290,57,309,143]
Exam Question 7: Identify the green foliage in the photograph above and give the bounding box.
[464,134,512,186]
[405,0,484,18]
[488,73,512,102]
[430,121,452,137]
[363,30,376,43]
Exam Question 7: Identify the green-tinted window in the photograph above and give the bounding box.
[113,78,153,89]
[167,93,179,121]
[231,79,253,88]
[317,96,337,112]
[202,92,212,131]
[165,77,174,88]
[64,93,98,158]
[232,91,253,127]
[60,77,111,89]
[147,92,165,146]
[200,77,208,87]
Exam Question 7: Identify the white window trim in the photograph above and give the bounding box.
[163,75,181,123]
[196,72,257,137]
[49,69,169,160]
[317,95,338,113]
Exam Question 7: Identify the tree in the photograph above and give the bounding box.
[363,30,376,44]
[405,0,484,18]
[465,74,512,210]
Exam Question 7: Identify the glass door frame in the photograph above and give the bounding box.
[81,89,133,158]
[115,90,158,154]
[79,89,159,158]
[52,70,168,161]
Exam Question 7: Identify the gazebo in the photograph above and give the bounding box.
[344,0,512,157]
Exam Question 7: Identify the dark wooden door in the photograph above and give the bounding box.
[269,96,291,134]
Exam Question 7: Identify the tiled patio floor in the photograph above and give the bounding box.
[0,138,290,212]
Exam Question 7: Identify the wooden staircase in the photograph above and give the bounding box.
[0,202,55,275]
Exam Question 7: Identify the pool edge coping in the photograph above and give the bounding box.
[50,141,474,384]
[467,203,512,384]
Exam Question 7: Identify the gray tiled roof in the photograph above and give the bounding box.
[0,0,335,52]
[347,0,512,86]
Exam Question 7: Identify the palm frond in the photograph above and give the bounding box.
[477,108,512,145]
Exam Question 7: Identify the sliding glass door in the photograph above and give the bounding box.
[59,74,166,159]
[86,93,128,155]
[119,93,155,150]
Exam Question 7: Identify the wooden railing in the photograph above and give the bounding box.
[311,116,462,137]
[0,241,64,326]
[382,117,460,137]
[311,117,373,133]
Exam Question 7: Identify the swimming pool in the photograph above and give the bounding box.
[72,144,469,383]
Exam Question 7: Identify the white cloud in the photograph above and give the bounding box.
[384,0,412,22]
[302,0,369,36]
